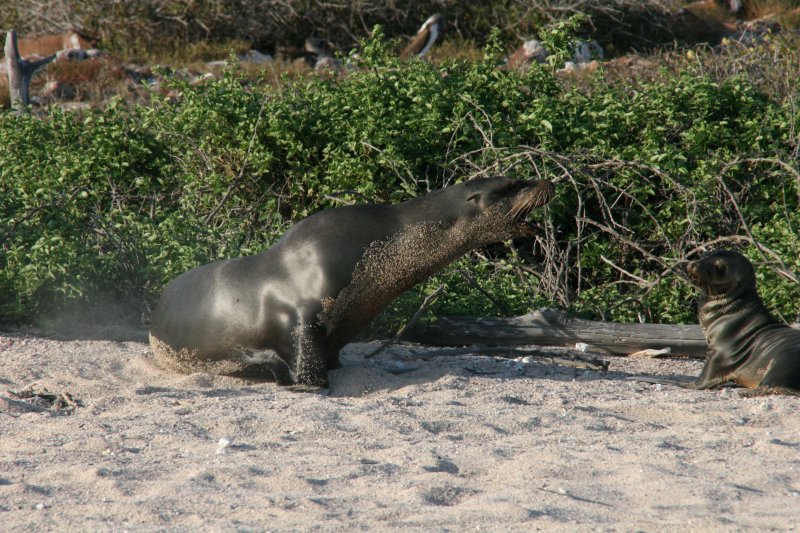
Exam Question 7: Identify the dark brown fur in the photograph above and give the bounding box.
[687,250,800,390]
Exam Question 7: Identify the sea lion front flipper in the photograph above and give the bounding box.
[690,349,734,389]
[689,376,732,389]
[292,323,332,388]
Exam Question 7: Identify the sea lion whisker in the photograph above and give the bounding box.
[510,194,536,220]
[510,203,531,221]
[508,203,524,220]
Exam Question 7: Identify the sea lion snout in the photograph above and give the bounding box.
[522,179,556,208]
[684,257,716,291]
[507,179,556,227]
[690,250,757,297]
[461,177,555,236]
[511,180,555,237]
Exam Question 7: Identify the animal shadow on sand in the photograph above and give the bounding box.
[321,344,703,398]
[131,340,703,399]
[0,324,701,400]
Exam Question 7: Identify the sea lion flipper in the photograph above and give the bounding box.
[292,324,331,388]
[689,377,726,390]
[690,350,732,389]
[285,384,330,394]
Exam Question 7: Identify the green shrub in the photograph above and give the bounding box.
[1,28,798,328]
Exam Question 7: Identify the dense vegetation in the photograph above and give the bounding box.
[1,22,799,330]
[1,0,712,60]
[9,0,799,61]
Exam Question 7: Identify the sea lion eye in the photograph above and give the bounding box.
[714,263,727,277]
[467,192,481,203]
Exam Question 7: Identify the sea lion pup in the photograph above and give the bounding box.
[149,177,556,388]
[685,249,800,390]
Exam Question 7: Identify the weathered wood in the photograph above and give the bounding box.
[5,29,56,114]
[405,308,709,358]
[399,346,610,372]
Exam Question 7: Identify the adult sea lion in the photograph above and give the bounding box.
[149,176,556,387]
[686,249,800,390]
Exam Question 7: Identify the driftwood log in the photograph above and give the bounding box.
[399,345,610,372]
[4,29,57,113]
[404,308,709,358]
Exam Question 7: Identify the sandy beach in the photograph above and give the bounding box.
[1,329,799,531]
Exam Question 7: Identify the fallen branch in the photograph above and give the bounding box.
[399,345,609,372]
[6,383,80,414]
[403,308,708,358]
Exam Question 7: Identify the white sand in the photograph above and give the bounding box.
[1,329,799,531]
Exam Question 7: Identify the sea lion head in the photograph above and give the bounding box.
[686,249,757,299]
[460,176,556,237]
